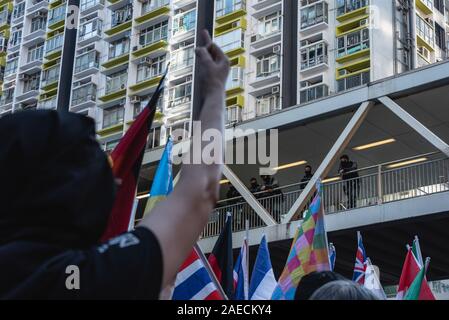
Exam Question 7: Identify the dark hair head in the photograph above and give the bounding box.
[294,271,346,300]
[250,177,257,182]
[309,280,379,300]
[305,165,312,170]
[340,154,349,161]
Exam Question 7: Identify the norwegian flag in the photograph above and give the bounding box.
[172,247,224,300]
[352,231,367,284]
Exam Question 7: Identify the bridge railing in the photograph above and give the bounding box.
[201,155,449,238]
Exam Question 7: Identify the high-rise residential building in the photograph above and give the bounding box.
[0,0,448,147]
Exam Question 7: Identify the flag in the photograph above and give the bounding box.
[100,70,167,241]
[364,258,387,300]
[249,235,277,300]
[352,231,367,284]
[143,137,173,216]
[396,237,435,300]
[404,257,431,300]
[233,237,249,300]
[208,213,234,298]
[173,247,223,300]
[271,186,330,300]
[328,243,336,271]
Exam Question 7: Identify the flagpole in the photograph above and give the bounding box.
[194,242,229,300]
[245,219,250,300]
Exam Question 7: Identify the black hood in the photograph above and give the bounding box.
[0,110,115,248]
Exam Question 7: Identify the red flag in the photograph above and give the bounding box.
[208,213,234,298]
[100,71,167,241]
[396,247,435,300]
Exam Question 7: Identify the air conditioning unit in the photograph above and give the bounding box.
[272,86,280,94]
[251,35,259,43]
[360,19,369,26]
[186,75,192,82]
[18,74,28,80]
[130,95,141,104]
[273,45,281,53]
[133,46,139,52]
[142,56,152,65]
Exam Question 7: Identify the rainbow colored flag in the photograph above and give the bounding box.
[271,186,330,300]
[143,137,173,216]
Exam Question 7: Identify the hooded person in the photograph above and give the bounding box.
[0,29,230,300]
[0,110,162,299]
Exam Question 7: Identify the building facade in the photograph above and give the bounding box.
[0,0,448,150]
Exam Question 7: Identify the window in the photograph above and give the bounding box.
[173,10,196,36]
[257,12,282,37]
[112,4,132,27]
[299,77,329,103]
[434,0,444,14]
[80,0,104,12]
[336,0,368,17]
[12,2,25,19]
[300,1,328,29]
[105,139,120,152]
[27,43,44,63]
[142,0,169,14]
[106,70,128,94]
[336,71,370,92]
[103,105,124,128]
[256,54,280,78]
[79,18,102,41]
[216,0,245,17]
[137,55,166,82]
[147,127,161,149]
[23,73,41,92]
[170,45,194,71]
[215,28,244,52]
[226,106,242,124]
[9,29,22,47]
[30,16,47,33]
[5,58,18,76]
[109,37,130,59]
[256,93,280,116]
[167,120,190,141]
[168,81,192,108]
[45,33,64,54]
[337,28,369,57]
[0,6,11,25]
[75,50,100,73]
[416,15,434,46]
[226,66,243,90]
[48,4,66,26]
[41,63,60,86]
[301,42,328,70]
[72,83,97,106]
[0,87,14,105]
[139,20,168,47]
[435,23,445,50]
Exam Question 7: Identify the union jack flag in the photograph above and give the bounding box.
[352,231,367,284]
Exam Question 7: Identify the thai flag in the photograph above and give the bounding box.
[249,235,277,300]
[233,238,249,300]
[352,231,367,284]
[172,247,223,300]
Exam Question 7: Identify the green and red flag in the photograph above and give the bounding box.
[404,258,431,300]
[396,236,435,300]
[100,69,168,241]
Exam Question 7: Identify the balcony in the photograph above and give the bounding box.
[99,73,127,102]
[300,41,329,74]
[299,0,329,34]
[336,69,370,92]
[0,8,11,32]
[299,83,329,104]
[80,0,105,16]
[250,30,281,51]
[74,50,100,77]
[416,15,435,51]
[38,96,57,110]
[132,40,168,60]
[71,83,97,111]
[169,46,194,77]
[415,0,433,15]
[336,28,370,63]
[78,18,102,47]
[135,5,170,29]
[216,1,246,25]
[129,75,162,95]
[47,5,66,30]
[336,0,369,22]
[44,34,64,60]
[199,156,449,238]
[41,64,60,91]
[252,0,280,12]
